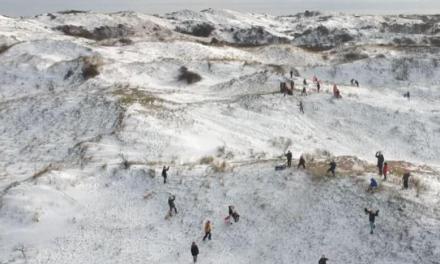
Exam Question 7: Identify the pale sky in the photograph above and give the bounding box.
[1,0,440,17]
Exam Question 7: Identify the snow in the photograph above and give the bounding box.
[0,9,440,264]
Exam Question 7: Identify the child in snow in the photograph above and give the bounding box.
[297,155,306,169]
[368,178,378,193]
[299,101,304,113]
[327,161,337,176]
[383,162,388,181]
[203,220,212,241]
[168,195,177,215]
[364,208,379,234]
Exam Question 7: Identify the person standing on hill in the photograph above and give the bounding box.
[168,195,177,215]
[297,155,306,169]
[299,100,304,114]
[383,162,388,181]
[364,208,379,234]
[191,242,199,263]
[327,161,336,176]
[403,171,411,189]
[319,255,329,264]
[375,152,384,176]
[285,151,293,168]
[162,165,170,184]
[203,220,212,241]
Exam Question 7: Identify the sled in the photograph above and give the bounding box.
[275,165,287,171]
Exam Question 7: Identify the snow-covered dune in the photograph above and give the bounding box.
[0,9,439,264]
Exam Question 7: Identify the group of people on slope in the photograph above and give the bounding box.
[284,150,337,176]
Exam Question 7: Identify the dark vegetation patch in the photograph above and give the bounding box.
[57,10,89,15]
[342,52,369,62]
[393,37,416,46]
[294,25,354,51]
[54,24,134,41]
[0,44,12,54]
[231,26,290,46]
[177,66,202,84]
[176,22,215,37]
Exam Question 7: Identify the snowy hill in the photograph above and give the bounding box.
[0,9,439,264]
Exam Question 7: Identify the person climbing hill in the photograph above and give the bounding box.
[285,151,293,168]
[203,220,212,241]
[297,155,306,169]
[168,195,177,215]
[327,161,337,176]
[364,208,379,234]
[191,242,199,263]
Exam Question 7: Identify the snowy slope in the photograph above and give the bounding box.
[0,9,440,264]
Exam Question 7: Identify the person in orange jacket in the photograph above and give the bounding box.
[383,162,388,181]
[203,220,212,241]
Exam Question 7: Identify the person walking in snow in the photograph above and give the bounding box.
[301,86,307,96]
[203,220,212,241]
[303,78,307,86]
[402,171,411,189]
[290,70,294,79]
[375,151,384,176]
[327,161,337,176]
[319,255,329,264]
[285,150,293,168]
[225,205,234,224]
[291,80,295,91]
[364,208,379,234]
[168,195,177,215]
[162,166,170,184]
[299,101,304,114]
[333,84,341,98]
[297,155,306,169]
[354,80,359,87]
[225,205,240,223]
[383,162,388,181]
[316,81,321,93]
[191,242,199,263]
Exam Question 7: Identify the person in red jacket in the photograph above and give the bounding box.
[383,162,388,181]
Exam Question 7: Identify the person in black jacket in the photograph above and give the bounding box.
[327,161,336,176]
[168,195,177,215]
[375,152,384,176]
[162,166,170,184]
[319,255,328,264]
[403,172,411,189]
[365,208,379,234]
[297,155,306,169]
[285,151,293,168]
[191,242,199,263]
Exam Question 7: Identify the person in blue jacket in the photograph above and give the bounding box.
[368,178,378,192]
